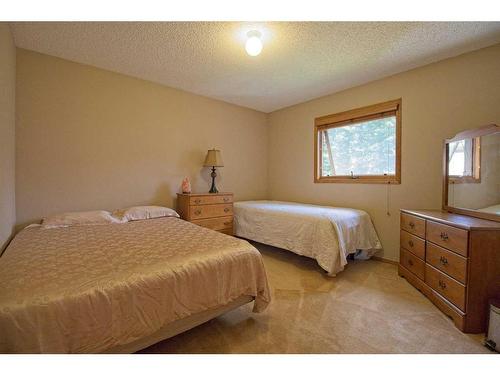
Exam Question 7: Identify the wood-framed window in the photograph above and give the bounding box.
[448,137,481,184]
[314,99,402,184]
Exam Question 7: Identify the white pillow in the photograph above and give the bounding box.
[42,210,120,229]
[112,206,179,222]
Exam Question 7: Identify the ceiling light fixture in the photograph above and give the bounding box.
[245,30,263,57]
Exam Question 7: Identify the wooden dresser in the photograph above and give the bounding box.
[399,209,500,333]
[177,192,234,235]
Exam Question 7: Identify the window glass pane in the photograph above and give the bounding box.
[321,116,396,177]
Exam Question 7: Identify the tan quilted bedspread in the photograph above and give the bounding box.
[0,218,270,353]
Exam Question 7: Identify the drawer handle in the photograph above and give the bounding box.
[438,280,447,290]
[440,232,449,241]
[409,222,415,229]
[224,207,230,213]
[194,199,201,204]
[408,259,414,266]
[408,240,414,247]
[439,256,448,266]
[194,209,202,215]
[223,221,232,226]
[223,197,229,202]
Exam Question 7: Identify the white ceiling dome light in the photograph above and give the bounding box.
[245,30,263,57]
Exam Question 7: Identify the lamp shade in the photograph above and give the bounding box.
[203,149,224,167]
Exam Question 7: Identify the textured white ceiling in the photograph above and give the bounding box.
[10,22,500,113]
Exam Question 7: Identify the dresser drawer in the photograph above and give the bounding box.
[190,204,233,219]
[399,265,466,331]
[426,242,467,284]
[190,194,233,206]
[401,213,426,238]
[426,221,468,256]
[400,248,425,280]
[191,216,233,231]
[400,230,425,259]
[425,264,466,311]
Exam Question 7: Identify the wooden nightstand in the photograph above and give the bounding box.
[176,192,234,235]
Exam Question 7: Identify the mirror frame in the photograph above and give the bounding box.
[442,124,500,222]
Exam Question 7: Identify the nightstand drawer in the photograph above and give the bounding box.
[191,216,233,231]
[190,204,233,219]
[218,227,233,235]
[190,194,233,206]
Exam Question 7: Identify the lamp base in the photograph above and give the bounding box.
[209,167,219,194]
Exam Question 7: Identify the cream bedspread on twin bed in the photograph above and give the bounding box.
[234,201,382,276]
[0,218,270,353]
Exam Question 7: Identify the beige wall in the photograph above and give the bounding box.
[0,24,16,250]
[16,49,268,226]
[268,43,500,261]
[14,42,500,261]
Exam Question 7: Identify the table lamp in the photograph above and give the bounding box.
[203,149,224,193]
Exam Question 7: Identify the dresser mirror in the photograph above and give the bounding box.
[443,124,500,222]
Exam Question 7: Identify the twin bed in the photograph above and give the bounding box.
[0,200,381,353]
[234,201,381,276]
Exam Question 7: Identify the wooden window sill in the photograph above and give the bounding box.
[315,176,400,184]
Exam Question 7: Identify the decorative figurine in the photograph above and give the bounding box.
[181,177,191,194]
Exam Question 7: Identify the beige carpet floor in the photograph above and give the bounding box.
[139,243,489,354]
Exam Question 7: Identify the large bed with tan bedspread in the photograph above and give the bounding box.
[0,217,270,353]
